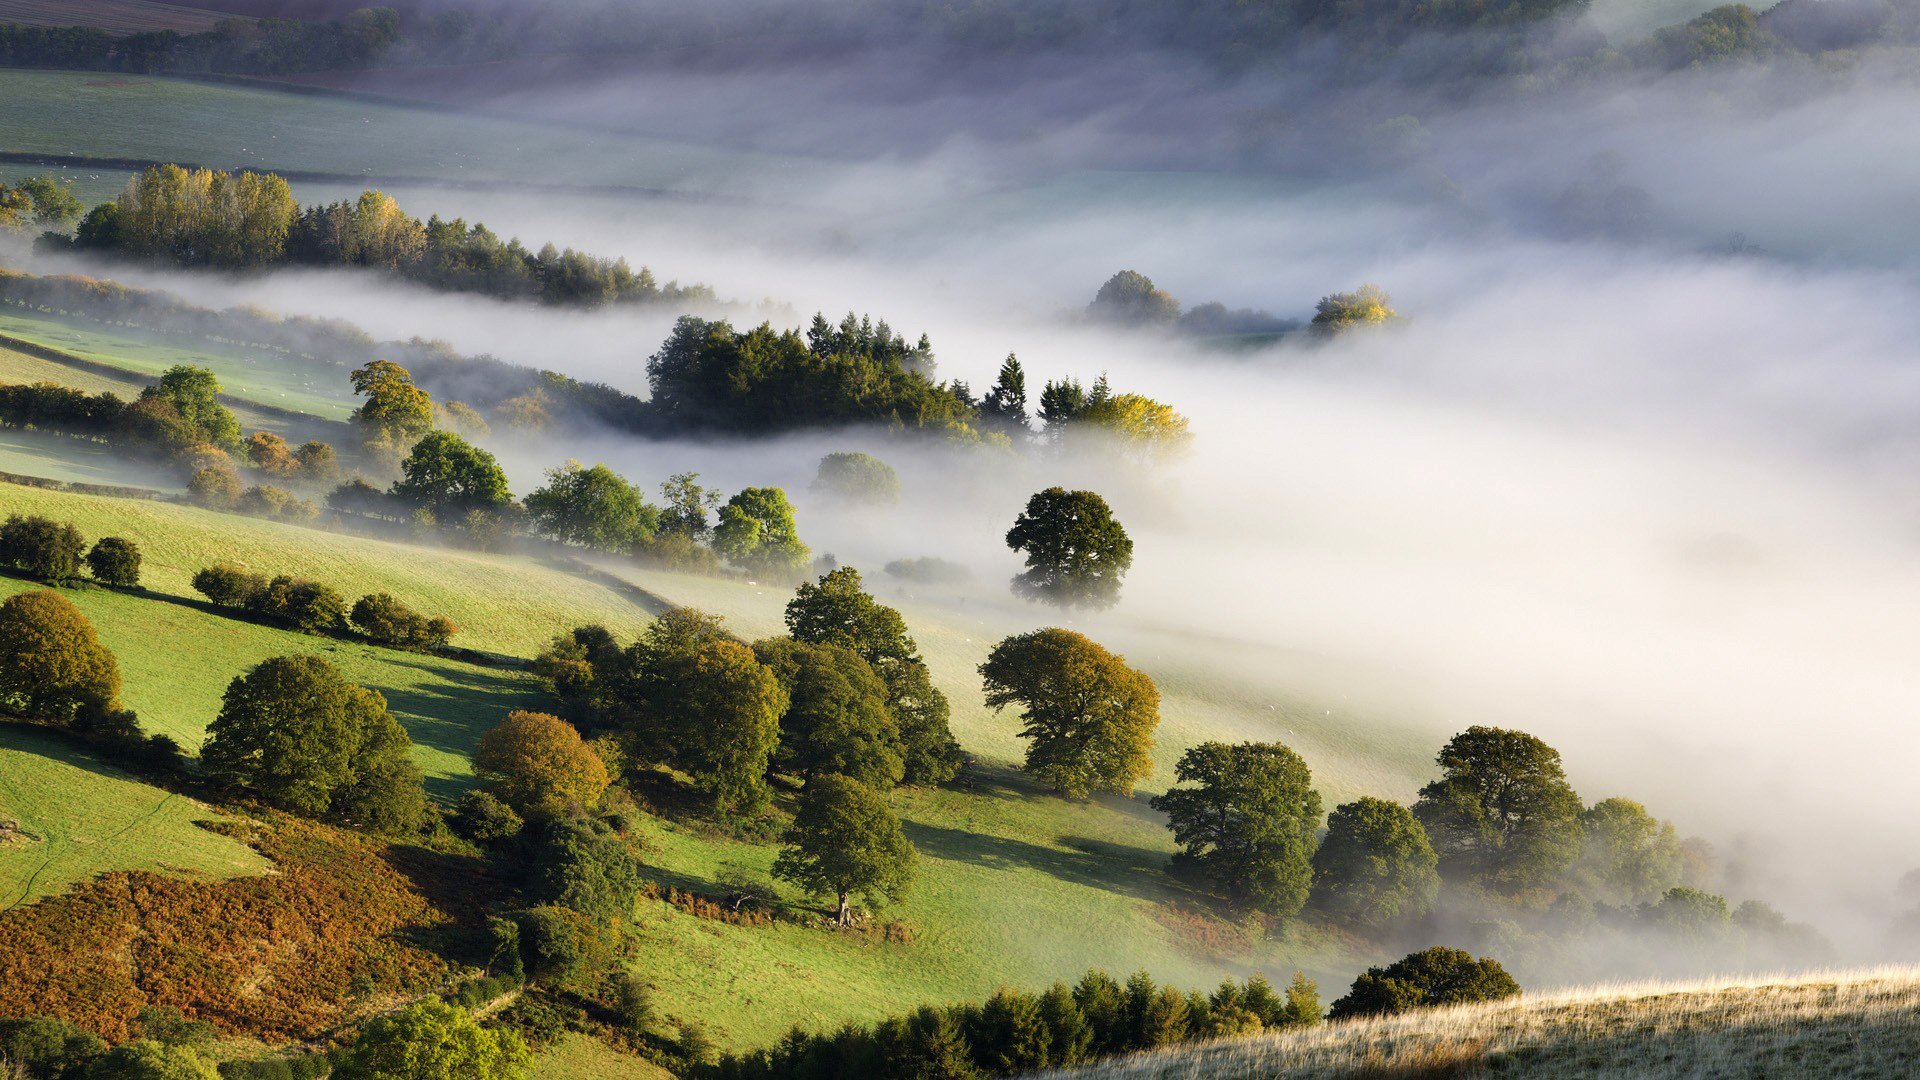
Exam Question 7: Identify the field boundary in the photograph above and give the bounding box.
[0,327,325,424]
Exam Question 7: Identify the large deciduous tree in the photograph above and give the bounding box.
[979,628,1158,799]
[350,359,434,443]
[1005,488,1134,610]
[201,654,425,834]
[753,638,903,789]
[525,460,659,552]
[474,710,610,818]
[1151,742,1322,918]
[1087,270,1180,325]
[333,1001,530,1080]
[390,430,512,523]
[1573,797,1684,906]
[772,774,916,925]
[713,486,810,579]
[1309,797,1440,928]
[0,590,121,725]
[812,452,900,505]
[1413,726,1583,891]
[140,365,240,449]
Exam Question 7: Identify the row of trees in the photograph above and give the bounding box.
[50,167,711,310]
[0,10,405,76]
[704,969,1321,1080]
[0,514,140,587]
[191,562,456,648]
[1084,269,1397,342]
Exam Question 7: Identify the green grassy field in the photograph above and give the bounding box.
[0,0,225,33]
[0,70,833,199]
[0,723,267,908]
[0,309,358,423]
[0,428,180,491]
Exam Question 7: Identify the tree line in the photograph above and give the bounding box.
[0,9,405,77]
[42,167,714,310]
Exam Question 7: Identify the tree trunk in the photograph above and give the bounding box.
[837,890,850,926]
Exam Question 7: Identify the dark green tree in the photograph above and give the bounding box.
[390,430,512,522]
[1309,797,1440,928]
[1005,487,1134,610]
[876,1007,979,1080]
[0,514,87,581]
[1328,946,1520,1020]
[140,366,240,449]
[772,774,916,925]
[980,628,1159,799]
[1150,742,1322,918]
[753,638,904,789]
[525,460,659,552]
[85,536,141,587]
[1413,726,1583,891]
[614,621,784,815]
[973,988,1052,1072]
[980,353,1029,438]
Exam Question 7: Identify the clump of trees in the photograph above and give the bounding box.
[704,968,1319,1079]
[334,1001,530,1080]
[1310,284,1398,337]
[191,564,349,634]
[1326,947,1521,1020]
[980,628,1159,799]
[0,174,81,230]
[201,654,426,836]
[1005,487,1134,610]
[0,513,87,582]
[351,592,457,649]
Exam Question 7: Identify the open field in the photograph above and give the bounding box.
[0,70,833,199]
[0,0,227,33]
[1049,967,1920,1079]
[0,428,181,490]
[0,723,267,908]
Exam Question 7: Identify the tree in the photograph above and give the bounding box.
[187,463,244,510]
[245,430,298,475]
[0,590,121,724]
[80,1040,218,1080]
[786,568,962,785]
[390,431,512,522]
[1309,797,1440,927]
[980,353,1029,438]
[1310,284,1396,337]
[1573,797,1685,906]
[530,817,641,923]
[974,988,1052,1072]
[86,537,142,587]
[754,638,904,789]
[812,452,901,505]
[1073,394,1193,458]
[1645,885,1732,942]
[979,628,1158,799]
[333,1001,530,1080]
[0,514,86,581]
[1326,947,1521,1020]
[1005,488,1134,610]
[1413,726,1583,891]
[713,486,810,579]
[1150,742,1321,917]
[525,460,659,552]
[773,774,916,925]
[350,359,434,443]
[474,710,610,817]
[1087,270,1180,325]
[657,472,722,539]
[351,593,454,648]
[201,654,425,833]
[877,1007,979,1079]
[616,623,785,815]
[141,366,240,448]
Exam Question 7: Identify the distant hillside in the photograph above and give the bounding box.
[0,0,226,34]
[1043,967,1920,1079]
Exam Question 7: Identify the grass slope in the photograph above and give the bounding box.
[1046,967,1920,1079]
[0,723,267,908]
[0,0,226,33]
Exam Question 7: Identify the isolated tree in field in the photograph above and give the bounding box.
[754,638,904,789]
[1310,797,1440,928]
[1310,283,1396,337]
[1573,797,1685,906]
[1151,741,1322,917]
[1413,726,1583,891]
[786,568,962,785]
[1005,488,1134,610]
[390,431,512,522]
[85,537,141,588]
[475,710,610,817]
[141,366,240,449]
[980,353,1030,438]
[0,514,86,581]
[1327,946,1520,1020]
[333,1001,530,1080]
[979,628,1159,799]
[0,590,120,725]
[812,451,901,505]
[713,486,810,579]
[350,359,434,443]
[773,774,916,925]
[1088,270,1180,325]
[202,654,425,833]
[525,460,659,552]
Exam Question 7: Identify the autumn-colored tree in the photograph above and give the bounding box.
[773,774,917,925]
[245,431,298,476]
[350,359,434,443]
[1310,283,1397,337]
[979,628,1158,799]
[0,590,121,724]
[1074,393,1193,458]
[187,463,244,509]
[1087,270,1180,325]
[474,710,610,818]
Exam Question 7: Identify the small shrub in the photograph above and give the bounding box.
[192,563,265,607]
[606,969,652,1032]
[86,537,142,587]
[0,514,86,581]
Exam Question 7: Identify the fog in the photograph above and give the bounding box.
[17,19,1920,975]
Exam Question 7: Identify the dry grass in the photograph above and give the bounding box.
[1044,967,1920,1079]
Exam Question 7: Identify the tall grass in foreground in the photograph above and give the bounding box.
[1042,966,1920,1078]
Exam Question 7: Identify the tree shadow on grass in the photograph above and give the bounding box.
[900,819,1191,905]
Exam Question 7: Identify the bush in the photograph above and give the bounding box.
[530,818,640,923]
[515,904,616,994]
[86,536,142,587]
[1327,946,1521,1020]
[188,463,244,509]
[332,1001,529,1080]
[0,513,87,580]
[0,589,122,724]
[0,1014,109,1077]
[607,969,653,1032]
[351,592,456,649]
[240,485,318,523]
[192,563,265,607]
[453,789,524,846]
[81,1039,220,1079]
[253,576,349,633]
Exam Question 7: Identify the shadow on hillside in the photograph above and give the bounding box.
[947,763,1172,833]
[539,555,676,619]
[901,819,1182,903]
